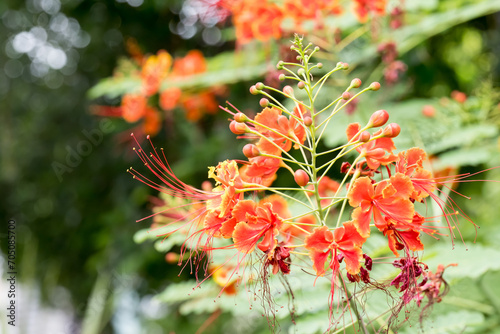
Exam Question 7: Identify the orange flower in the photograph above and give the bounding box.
[231,200,283,253]
[240,156,281,187]
[207,160,244,218]
[283,0,342,31]
[231,0,284,44]
[172,50,207,77]
[203,209,238,239]
[254,106,307,155]
[143,106,161,136]
[347,173,415,238]
[377,214,426,256]
[305,222,366,277]
[159,87,182,111]
[259,194,315,239]
[181,91,219,121]
[396,148,436,202]
[141,50,172,96]
[353,0,387,23]
[346,122,397,170]
[121,93,147,123]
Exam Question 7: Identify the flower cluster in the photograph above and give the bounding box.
[218,0,389,44]
[93,47,223,138]
[129,36,476,331]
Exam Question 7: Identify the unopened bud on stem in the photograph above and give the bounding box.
[369,82,381,91]
[298,81,306,89]
[260,98,270,108]
[283,85,294,96]
[342,92,351,100]
[382,123,401,138]
[303,116,313,127]
[230,120,247,134]
[351,78,362,88]
[294,170,310,187]
[243,144,260,158]
[234,112,247,122]
[255,82,265,90]
[368,109,389,127]
[359,131,371,142]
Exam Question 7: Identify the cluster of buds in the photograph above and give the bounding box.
[129,36,476,331]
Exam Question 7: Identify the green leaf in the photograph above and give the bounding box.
[398,310,485,334]
[88,49,271,99]
[133,228,155,244]
[423,244,500,280]
[87,77,142,100]
[431,145,498,170]
[153,232,187,252]
[425,125,498,154]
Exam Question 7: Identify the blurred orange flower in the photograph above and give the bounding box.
[121,93,147,123]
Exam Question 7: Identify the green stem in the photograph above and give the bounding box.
[344,286,370,334]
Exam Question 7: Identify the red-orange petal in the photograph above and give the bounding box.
[305,226,333,252]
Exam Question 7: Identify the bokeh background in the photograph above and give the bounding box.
[1,0,500,333]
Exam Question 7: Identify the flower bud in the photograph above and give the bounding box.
[296,55,302,61]
[342,92,351,100]
[276,61,284,69]
[342,62,349,70]
[298,81,306,89]
[304,116,313,127]
[340,161,351,174]
[249,85,258,95]
[283,85,294,96]
[243,144,260,158]
[298,68,305,76]
[368,109,389,127]
[279,73,286,81]
[165,252,179,264]
[369,82,381,91]
[451,90,467,103]
[382,123,401,138]
[351,78,362,88]
[314,46,320,52]
[230,120,247,134]
[422,105,435,118]
[255,82,265,90]
[234,112,247,123]
[259,98,270,108]
[294,170,310,187]
[359,131,371,142]
[317,62,323,69]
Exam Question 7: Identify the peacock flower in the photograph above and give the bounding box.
[254,106,307,155]
[346,122,397,170]
[231,200,284,254]
[347,173,415,238]
[305,222,366,278]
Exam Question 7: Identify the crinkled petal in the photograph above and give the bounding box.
[309,250,330,276]
[305,226,333,252]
